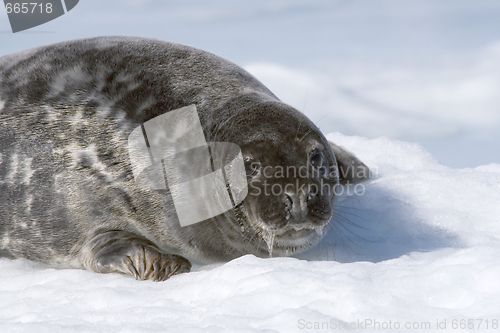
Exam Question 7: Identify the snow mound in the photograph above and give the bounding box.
[1,134,499,332]
[245,48,500,168]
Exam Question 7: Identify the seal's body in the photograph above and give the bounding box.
[0,37,369,281]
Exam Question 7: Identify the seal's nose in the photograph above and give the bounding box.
[283,189,310,222]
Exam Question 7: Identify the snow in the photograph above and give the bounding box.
[1,135,500,332]
[1,0,500,332]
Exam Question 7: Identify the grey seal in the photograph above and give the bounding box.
[0,37,369,281]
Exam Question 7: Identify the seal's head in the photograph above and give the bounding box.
[240,117,336,255]
[203,93,369,258]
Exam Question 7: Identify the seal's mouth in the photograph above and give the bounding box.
[267,222,327,238]
[252,219,330,257]
[241,190,334,257]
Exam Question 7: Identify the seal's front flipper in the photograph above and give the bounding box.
[328,141,371,185]
[82,230,191,281]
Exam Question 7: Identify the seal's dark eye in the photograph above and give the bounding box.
[309,149,323,168]
[309,149,328,176]
[244,157,261,178]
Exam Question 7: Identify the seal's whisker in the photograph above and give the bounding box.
[295,118,303,140]
[327,223,364,255]
[334,205,369,222]
[298,127,313,142]
[333,211,367,229]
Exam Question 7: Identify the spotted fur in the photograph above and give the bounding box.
[0,37,369,281]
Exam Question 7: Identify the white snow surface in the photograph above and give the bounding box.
[1,134,499,333]
[1,1,500,332]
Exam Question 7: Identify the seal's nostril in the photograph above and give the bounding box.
[284,193,292,209]
[283,193,293,221]
[283,190,309,222]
